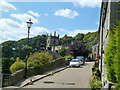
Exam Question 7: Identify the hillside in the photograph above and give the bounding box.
[1,31,99,59]
[59,31,99,51]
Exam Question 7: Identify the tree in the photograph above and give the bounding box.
[59,35,74,46]
[19,45,32,60]
[74,33,84,41]
[83,31,98,50]
[58,47,67,57]
[2,41,17,58]
[2,58,15,74]
[68,40,88,58]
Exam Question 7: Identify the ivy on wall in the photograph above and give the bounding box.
[105,22,120,88]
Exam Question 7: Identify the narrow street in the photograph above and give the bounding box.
[24,62,94,88]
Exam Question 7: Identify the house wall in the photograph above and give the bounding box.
[99,0,120,88]
[92,44,99,60]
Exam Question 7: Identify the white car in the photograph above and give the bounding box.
[69,59,82,67]
[76,56,85,65]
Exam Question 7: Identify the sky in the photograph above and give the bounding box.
[0,0,101,43]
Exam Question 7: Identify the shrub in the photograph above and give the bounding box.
[27,51,53,68]
[90,81,102,89]
[105,30,117,83]
[64,55,73,60]
[114,83,120,89]
[113,23,120,84]
[105,22,120,84]
[10,57,25,73]
[91,61,101,88]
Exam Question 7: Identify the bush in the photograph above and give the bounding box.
[27,51,53,68]
[105,22,120,84]
[90,81,102,89]
[114,83,120,89]
[64,55,73,60]
[10,57,25,73]
[91,61,101,88]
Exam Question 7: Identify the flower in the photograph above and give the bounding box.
[96,55,100,59]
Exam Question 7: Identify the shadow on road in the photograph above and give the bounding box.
[43,81,75,86]
[82,63,89,66]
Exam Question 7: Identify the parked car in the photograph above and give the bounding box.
[76,56,85,65]
[69,59,82,67]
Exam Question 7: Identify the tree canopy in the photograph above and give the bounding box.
[68,40,90,58]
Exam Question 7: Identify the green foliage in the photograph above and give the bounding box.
[58,47,66,57]
[105,30,117,83]
[22,46,32,53]
[91,61,102,88]
[10,57,25,73]
[83,31,99,50]
[90,81,102,89]
[27,51,53,68]
[2,41,17,58]
[59,31,98,51]
[105,22,120,84]
[64,55,73,60]
[74,33,84,41]
[1,35,47,59]
[59,35,74,46]
[2,58,15,74]
[113,22,120,83]
[114,83,120,89]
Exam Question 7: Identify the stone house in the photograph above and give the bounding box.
[92,44,99,60]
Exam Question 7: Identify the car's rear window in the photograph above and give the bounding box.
[76,56,84,59]
[71,60,79,62]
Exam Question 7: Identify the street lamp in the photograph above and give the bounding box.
[24,19,33,79]
[26,19,33,39]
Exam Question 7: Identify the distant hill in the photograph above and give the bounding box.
[59,31,99,51]
[1,31,98,59]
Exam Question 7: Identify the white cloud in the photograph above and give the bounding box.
[44,13,49,16]
[73,0,101,8]
[0,18,50,43]
[28,10,40,17]
[68,29,97,36]
[58,28,97,37]
[10,13,39,23]
[54,9,79,19]
[0,0,16,12]
[96,21,99,25]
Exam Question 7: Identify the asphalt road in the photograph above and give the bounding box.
[24,62,94,88]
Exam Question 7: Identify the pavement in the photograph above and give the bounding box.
[3,66,68,89]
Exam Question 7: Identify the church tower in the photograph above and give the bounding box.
[46,32,59,51]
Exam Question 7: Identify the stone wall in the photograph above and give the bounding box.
[8,58,66,86]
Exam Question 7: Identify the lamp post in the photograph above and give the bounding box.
[26,19,33,39]
[24,19,33,79]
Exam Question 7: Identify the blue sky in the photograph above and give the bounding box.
[0,0,101,43]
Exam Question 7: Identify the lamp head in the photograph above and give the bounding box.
[26,19,33,28]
